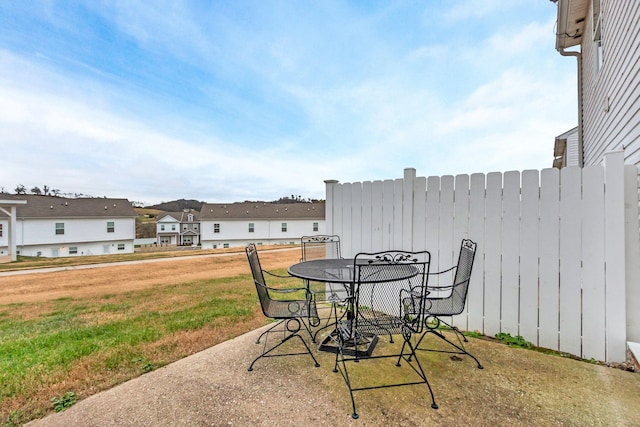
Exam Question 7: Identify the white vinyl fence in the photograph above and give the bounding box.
[325,151,640,363]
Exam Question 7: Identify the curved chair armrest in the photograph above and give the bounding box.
[427,265,457,276]
[426,278,468,293]
[255,280,309,294]
[264,269,293,279]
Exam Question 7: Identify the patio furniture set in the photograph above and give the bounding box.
[245,235,482,419]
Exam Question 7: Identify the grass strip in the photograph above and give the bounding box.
[0,273,263,426]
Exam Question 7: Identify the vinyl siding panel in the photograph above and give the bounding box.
[582,0,640,166]
[567,129,581,166]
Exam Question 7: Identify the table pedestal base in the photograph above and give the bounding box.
[318,332,379,357]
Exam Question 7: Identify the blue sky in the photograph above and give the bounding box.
[0,1,576,205]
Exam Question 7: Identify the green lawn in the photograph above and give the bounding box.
[0,271,273,426]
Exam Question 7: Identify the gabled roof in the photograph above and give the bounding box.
[199,202,325,220]
[14,195,136,219]
[157,214,180,223]
[157,210,201,223]
[555,0,589,49]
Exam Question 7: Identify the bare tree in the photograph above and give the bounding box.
[43,185,50,195]
[14,184,26,195]
[30,186,42,195]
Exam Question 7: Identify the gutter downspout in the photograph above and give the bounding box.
[557,48,584,167]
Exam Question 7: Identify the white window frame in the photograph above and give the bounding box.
[248,223,254,233]
[107,221,115,233]
[281,222,287,232]
[593,0,603,71]
[214,223,220,233]
[55,223,64,235]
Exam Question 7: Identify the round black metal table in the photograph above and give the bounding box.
[288,258,418,284]
[288,258,419,356]
[288,258,355,283]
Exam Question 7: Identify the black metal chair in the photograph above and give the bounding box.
[413,239,483,369]
[331,250,438,419]
[245,244,320,371]
[300,235,347,342]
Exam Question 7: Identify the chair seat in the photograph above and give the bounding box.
[264,298,318,320]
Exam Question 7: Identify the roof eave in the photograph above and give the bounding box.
[555,0,587,50]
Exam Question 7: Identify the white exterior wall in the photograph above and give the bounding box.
[14,217,135,257]
[200,218,325,248]
[0,218,7,256]
[566,129,581,166]
[156,219,179,233]
[580,0,640,166]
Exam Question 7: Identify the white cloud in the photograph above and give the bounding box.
[0,2,577,204]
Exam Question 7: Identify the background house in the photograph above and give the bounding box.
[0,195,136,258]
[553,127,579,168]
[554,0,640,167]
[156,210,201,246]
[0,195,28,262]
[199,202,325,249]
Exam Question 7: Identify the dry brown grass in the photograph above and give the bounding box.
[0,247,300,305]
[0,247,301,425]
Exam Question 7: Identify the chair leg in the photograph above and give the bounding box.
[415,317,483,369]
[332,333,359,419]
[248,319,320,371]
[255,320,285,344]
[396,334,438,409]
[312,302,340,343]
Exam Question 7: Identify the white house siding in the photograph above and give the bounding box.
[199,202,325,249]
[200,218,325,248]
[156,215,180,244]
[15,217,136,257]
[0,218,7,256]
[566,128,581,166]
[580,0,640,166]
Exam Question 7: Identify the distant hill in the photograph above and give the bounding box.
[147,199,204,212]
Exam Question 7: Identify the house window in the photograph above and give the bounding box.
[117,243,125,251]
[0,224,2,237]
[188,214,194,222]
[69,246,78,255]
[171,224,176,231]
[281,223,287,232]
[248,223,254,233]
[223,243,229,248]
[593,0,603,71]
[194,224,199,231]
[161,224,165,231]
[313,222,319,232]
[107,221,115,233]
[183,224,188,231]
[55,223,64,235]
[214,223,220,233]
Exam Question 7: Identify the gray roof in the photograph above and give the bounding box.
[199,202,325,220]
[0,194,28,205]
[15,195,136,219]
[161,210,201,222]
